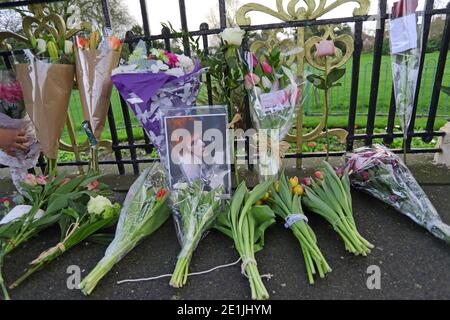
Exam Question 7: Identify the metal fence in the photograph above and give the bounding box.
[0,0,449,175]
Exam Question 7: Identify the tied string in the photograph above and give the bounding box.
[240,257,257,277]
[31,221,79,265]
[284,214,309,229]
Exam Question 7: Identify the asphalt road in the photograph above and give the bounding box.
[1,156,449,300]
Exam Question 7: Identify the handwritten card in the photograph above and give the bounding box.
[390,14,418,54]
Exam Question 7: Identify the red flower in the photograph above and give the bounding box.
[156,188,168,200]
[307,142,317,148]
[76,36,89,49]
[108,36,122,51]
[314,171,324,180]
[0,197,11,206]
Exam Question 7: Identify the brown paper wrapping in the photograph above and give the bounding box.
[15,63,74,159]
[75,49,121,139]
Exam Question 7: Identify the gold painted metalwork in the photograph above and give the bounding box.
[236,0,369,166]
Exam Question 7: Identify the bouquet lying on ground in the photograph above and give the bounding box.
[215,180,276,300]
[243,48,303,180]
[111,41,203,160]
[79,164,171,295]
[75,30,122,172]
[267,174,331,284]
[0,70,40,191]
[0,172,103,300]
[10,189,120,289]
[344,144,450,244]
[170,180,224,288]
[302,161,374,256]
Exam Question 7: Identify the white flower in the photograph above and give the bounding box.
[165,67,185,77]
[150,60,169,73]
[36,39,47,54]
[220,27,245,46]
[87,196,112,215]
[64,40,73,55]
[177,54,195,73]
[262,76,272,90]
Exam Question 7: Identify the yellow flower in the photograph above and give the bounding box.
[262,192,270,201]
[256,200,264,206]
[289,176,299,188]
[293,185,304,196]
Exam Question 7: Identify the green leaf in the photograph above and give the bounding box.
[327,68,346,87]
[307,74,327,90]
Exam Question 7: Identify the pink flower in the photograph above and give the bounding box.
[250,53,258,69]
[336,167,345,178]
[302,177,312,186]
[87,180,100,191]
[315,40,335,58]
[291,87,302,105]
[60,178,71,186]
[314,171,324,180]
[261,61,273,74]
[36,176,47,185]
[24,174,37,186]
[244,73,260,90]
[164,51,179,68]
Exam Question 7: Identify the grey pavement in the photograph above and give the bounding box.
[1,155,449,300]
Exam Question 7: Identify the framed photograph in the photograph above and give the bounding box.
[162,105,231,196]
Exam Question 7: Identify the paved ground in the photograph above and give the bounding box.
[1,155,449,300]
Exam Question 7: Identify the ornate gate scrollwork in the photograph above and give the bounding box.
[236,0,369,167]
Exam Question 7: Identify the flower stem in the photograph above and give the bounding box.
[0,256,10,300]
[324,57,330,162]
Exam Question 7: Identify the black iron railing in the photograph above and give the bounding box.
[0,0,449,175]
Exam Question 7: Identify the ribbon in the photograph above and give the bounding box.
[284,214,309,229]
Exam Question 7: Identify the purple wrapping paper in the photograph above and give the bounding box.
[111,62,203,153]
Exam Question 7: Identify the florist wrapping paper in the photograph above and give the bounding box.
[111,62,203,155]
[344,144,450,244]
[15,62,75,159]
[75,46,121,139]
[0,70,40,191]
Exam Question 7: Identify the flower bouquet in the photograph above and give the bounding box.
[344,144,450,244]
[10,192,120,289]
[215,180,275,300]
[169,180,224,288]
[75,31,122,172]
[0,70,40,191]
[0,171,103,300]
[267,174,331,284]
[111,41,203,161]
[14,42,75,174]
[79,164,171,295]
[388,0,423,162]
[302,161,374,256]
[243,48,303,180]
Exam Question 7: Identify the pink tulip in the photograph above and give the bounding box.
[314,171,324,180]
[36,176,47,186]
[315,40,335,58]
[60,177,71,186]
[24,174,37,186]
[261,61,273,74]
[249,53,258,69]
[244,73,260,90]
[87,180,100,191]
[302,177,312,186]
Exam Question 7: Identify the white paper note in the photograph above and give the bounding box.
[390,14,418,54]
